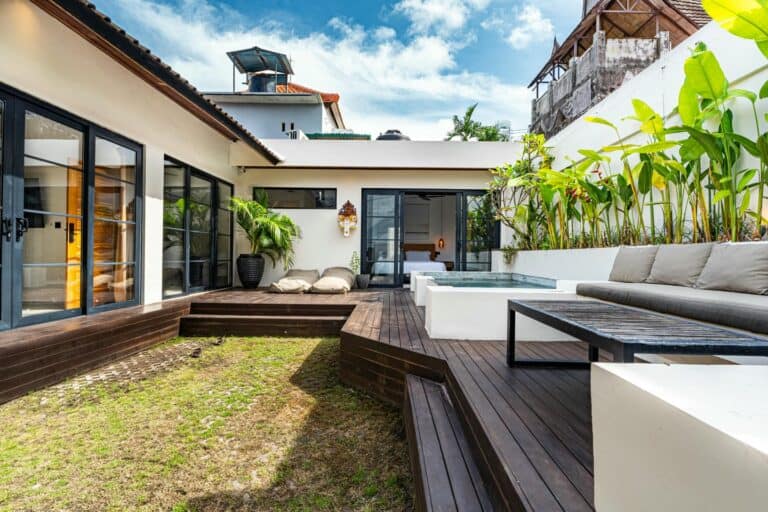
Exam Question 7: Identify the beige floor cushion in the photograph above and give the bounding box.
[269,269,320,294]
[310,267,355,294]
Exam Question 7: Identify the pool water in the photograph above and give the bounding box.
[432,278,554,289]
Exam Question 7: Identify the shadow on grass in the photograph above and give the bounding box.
[183,338,413,512]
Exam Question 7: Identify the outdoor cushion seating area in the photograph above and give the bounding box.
[578,241,768,335]
[269,267,356,294]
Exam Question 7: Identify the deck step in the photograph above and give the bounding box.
[404,375,495,512]
[190,301,356,317]
[179,314,347,337]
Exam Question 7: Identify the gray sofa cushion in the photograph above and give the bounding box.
[695,242,768,295]
[609,245,659,283]
[646,243,715,287]
[577,281,768,334]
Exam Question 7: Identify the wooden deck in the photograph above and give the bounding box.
[196,288,604,511]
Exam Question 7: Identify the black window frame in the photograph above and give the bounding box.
[162,156,233,298]
[254,187,338,209]
[0,82,144,330]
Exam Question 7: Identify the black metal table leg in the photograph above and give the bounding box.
[589,345,599,362]
[506,308,516,366]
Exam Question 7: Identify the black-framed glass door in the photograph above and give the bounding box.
[362,190,403,287]
[0,94,11,330]
[458,191,493,271]
[162,158,232,298]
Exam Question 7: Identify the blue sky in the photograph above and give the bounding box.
[94,0,582,139]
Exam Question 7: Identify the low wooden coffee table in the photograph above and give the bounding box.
[507,299,768,367]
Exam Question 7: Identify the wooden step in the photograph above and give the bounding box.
[404,375,495,512]
[190,301,356,317]
[179,314,347,337]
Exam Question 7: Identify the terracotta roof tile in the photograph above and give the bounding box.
[276,83,340,104]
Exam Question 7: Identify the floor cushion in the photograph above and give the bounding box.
[270,269,320,294]
[646,243,715,287]
[311,267,355,294]
[608,245,659,283]
[577,281,768,335]
[695,242,768,295]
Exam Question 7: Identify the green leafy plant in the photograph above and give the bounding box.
[230,195,301,268]
[350,251,361,275]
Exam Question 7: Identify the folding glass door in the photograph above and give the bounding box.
[458,191,493,271]
[0,88,142,330]
[362,190,403,287]
[162,158,232,298]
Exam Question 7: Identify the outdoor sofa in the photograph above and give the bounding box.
[576,241,768,335]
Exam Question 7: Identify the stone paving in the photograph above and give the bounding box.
[38,339,209,404]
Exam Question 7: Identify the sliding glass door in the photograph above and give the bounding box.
[162,158,232,297]
[0,85,143,329]
[362,190,403,287]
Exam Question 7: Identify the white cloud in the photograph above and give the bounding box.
[97,0,532,140]
[506,5,555,50]
[373,26,397,41]
[393,0,491,35]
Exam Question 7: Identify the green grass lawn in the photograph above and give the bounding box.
[0,337,411,511]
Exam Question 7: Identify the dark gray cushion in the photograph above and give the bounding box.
[609,245,659,283]
[577,282,768,334]
[646,243,715,287]
[695,242,768,295]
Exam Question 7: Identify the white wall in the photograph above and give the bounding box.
[236,168,491,284]
[0,0,241,304]
[217,102,324,138]
[493,247,618,281]
[592,364,768,512]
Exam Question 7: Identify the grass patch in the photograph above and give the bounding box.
[0,337,411,511]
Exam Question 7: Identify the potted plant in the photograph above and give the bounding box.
[230,195,301,288]
[350,251,370,289]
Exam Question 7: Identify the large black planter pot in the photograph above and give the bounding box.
[237,254,265,288]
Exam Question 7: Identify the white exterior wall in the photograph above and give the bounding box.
[0,0,240,304]
[217,102,324,138]
[592,364,768,511]
[236,168,491,285]
[493,247,619,281]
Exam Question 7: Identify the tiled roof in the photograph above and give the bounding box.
[276,83,340,104]
[667,0,711,27]
[37,0,281,164]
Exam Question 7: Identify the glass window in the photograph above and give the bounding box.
[255,187,336,209]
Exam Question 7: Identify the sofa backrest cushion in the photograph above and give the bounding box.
[695,242,768,295]
[646,243,715,287]
[609,245,659,282]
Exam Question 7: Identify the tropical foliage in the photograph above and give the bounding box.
[231,194,301,268]
[446,104,510,141]
[489,4,768,251]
